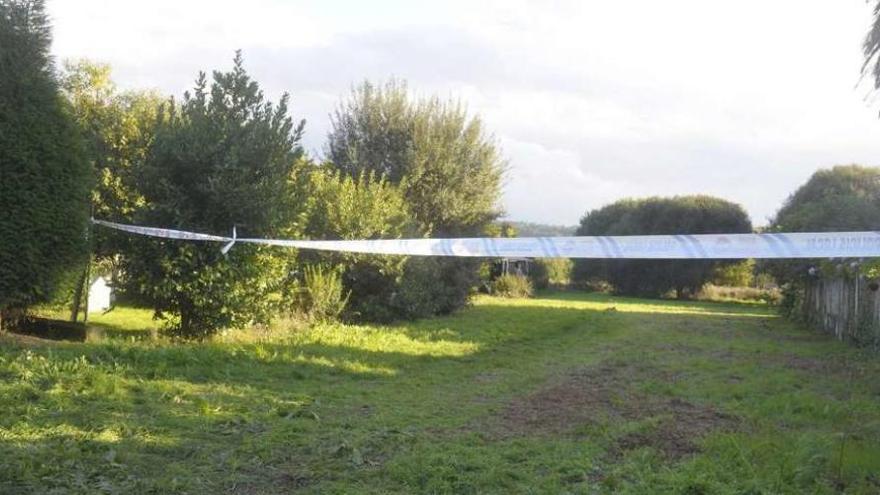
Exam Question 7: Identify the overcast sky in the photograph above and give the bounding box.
[47,0,880,227]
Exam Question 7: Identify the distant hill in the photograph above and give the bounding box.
[507,221,577,237]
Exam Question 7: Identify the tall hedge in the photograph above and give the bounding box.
[0,0,91,318]
[573,196,752,298]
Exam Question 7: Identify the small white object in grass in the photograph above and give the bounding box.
[88,277,112,313]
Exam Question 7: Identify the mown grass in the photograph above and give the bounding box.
[2,292,879,494]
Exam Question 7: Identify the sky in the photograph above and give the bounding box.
[47,0,880,227]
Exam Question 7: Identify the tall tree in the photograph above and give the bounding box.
[58,60,162,320]
[121,52,306,338]
[0,0,91,325]
[327,79,505,236]
[60,60,162,226]
[326,80,505,319]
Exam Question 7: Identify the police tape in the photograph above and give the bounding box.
[91,218,880,259]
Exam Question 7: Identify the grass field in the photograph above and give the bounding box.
[2,292,880,494]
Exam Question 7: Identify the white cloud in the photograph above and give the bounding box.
[47,0,880,227]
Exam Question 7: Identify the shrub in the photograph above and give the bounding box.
[710,260,755,287]
[528,261,550,290]
[293,265,349,323]
[696,284,781,305]
[572,195,752,298]
[492,274,534,298]
[537,258,573,287]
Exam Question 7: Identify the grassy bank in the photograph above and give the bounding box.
[2,292,879,493]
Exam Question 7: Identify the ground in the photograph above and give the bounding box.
[1,292,879,494]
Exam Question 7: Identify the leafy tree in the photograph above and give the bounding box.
[327,79,505,236]
[57,60,162,319]
[572,196,752,298]
[771,165,880,233]
[326,80,505,319]
[121,52,306,338]
[0,0,91,325]
[764,165,880,287]
[60,60,162,225]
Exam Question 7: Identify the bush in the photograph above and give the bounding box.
[292,265,349,323]
[537,258,572,288]
[696,284,781,305]
[572,195,752,298]
[528,261,550,290]
[301,168,414,322]
[492,274,534,298]
[389,257,481,320]
[710,260,755,287]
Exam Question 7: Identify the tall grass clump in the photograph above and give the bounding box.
[492,274,533,298]
[295,265,350,322]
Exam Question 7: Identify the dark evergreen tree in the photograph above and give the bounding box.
[0,0,91,325]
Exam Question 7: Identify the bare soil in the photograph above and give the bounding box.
[491,361,739,459]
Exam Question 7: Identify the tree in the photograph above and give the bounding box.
[327,79,505,236]
[326,80,505,319]
[572,196,752,298]
[0,0,91,325]
[771,165,880,233]
[60,60,162,225]
[121,52,306,338]
[764,165,880,286]
[58,60,163,320]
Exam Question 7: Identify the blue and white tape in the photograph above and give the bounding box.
[92,219,880,259]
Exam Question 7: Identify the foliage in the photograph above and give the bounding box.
[327,79,505,236]
[391,257,481,318]
[60,60,162,223]
[507,221,577,237]
[528,261,550,290]
[572,195,752,298]
[121,52,305,338]
[292,264,349,323]
[301,167,414,321]
[0,0,91,317]
[862,1,880,93]
[696,284,781,305]
[326,79,506,319]
[3,293,880,493]
[535,258,573,288]
[492,273,534,298]
[771,165,880,233]
[764,165,880,286]
[710,259,755,287]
